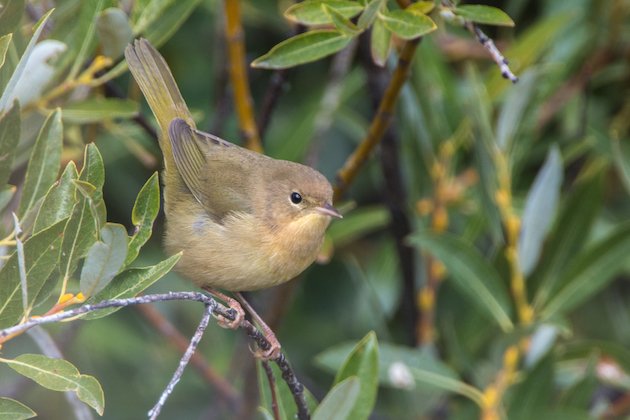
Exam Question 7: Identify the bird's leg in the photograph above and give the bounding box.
[203,287,245,329]
[235,292,282,360]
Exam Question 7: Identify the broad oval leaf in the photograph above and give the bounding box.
[517,146,563,277]
[125,172,160,266]
[80,223,129,297]
[312,376,360,420]
[2,354,104,415]
[251,30,353,70]
[62,98,138,124]
[0,397,35,420]
[0,9,54,113]
[83,253,181,320]
[284,0,363,25]
[96,7,133,59]
[0,102,20,186]
[0,219,66,328]
[452,5,515,27]
[541,222,630,319]
[33,161,79,234]
[18,109,63,217]
[410,231,513,331]
[370,18,391,67]
[333,332,379,420]
[357,0,384,30]
[378,10,436,40]
[323,4,361,37]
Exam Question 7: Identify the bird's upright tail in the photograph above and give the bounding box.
[125,39,195,175]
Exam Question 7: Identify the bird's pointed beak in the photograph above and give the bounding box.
[315,203,343,219]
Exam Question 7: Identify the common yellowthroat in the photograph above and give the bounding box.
[124,40,340,317]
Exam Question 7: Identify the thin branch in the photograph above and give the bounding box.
[465,23,518,83]
[148,304,213,419]
[137,304,240,408]
[262,361,280,420]
[334,39,420,201]
[223,0,263,152]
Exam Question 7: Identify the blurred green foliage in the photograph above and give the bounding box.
[1,0,629,419]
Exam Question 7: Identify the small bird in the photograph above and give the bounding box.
[124,39,341,357]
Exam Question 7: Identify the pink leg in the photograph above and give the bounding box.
[236,292,282,360]
[203,287,245,329]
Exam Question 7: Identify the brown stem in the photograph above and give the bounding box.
[262,360,281,420]
[334,39,420,201]
[223,0,263,152]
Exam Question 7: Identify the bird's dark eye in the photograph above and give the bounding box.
[290,192,302,204]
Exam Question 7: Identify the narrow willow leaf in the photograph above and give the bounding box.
[0,185,15,212]
[59,199,98,286]
[334,332,379,420]
[326,206,389,248]
[0,34,12,69]
[73,180,106,231]
[96,7,133,59]
[33,161,79,234]
[532,169,604,307]
[0,397,35,420]
[66,0,104,80]
[0,9,54,113]
[62,98,138,124]
[2,354,104,415]
[612,138,630,195]
[83,253,181,320]
[406,1,435,15]
[378,10,436,40]
[138,0,202,49]
[370,18,391,67]
[323,4,361,37]
[80,223,128,298]
[284,0,363,25]
[0,0,24,36]
[125,173,160,266]
[312,377,360,420]
[453,5,515,27]
[518,147,563,277]
[79,143,105,189]
[0,102,20,186]
[0,220,66,328]
[496,70,538,150]
[18,109,63,217]
[252,30,353,70]
[410,231,513,331]
[541,222,630,319]
[357,0,383,30]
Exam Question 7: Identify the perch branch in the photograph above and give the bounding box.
[148,304,213,419]
[223,0,263,152]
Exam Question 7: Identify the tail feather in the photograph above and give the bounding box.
[125,39,194,173]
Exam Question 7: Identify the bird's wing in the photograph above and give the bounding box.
[169,118,258,219]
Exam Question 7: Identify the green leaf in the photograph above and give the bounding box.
[312,376,360,420]
[322,4,361,37]
[79,143,105,190]
[612,137,630,195]
[532,169,604,307]
[410,231,513,331]
[452,5,515,27]
[80,223,129,298]
[33,161,79,234]
[257,362,319,419]
[0,185,15,212]
[378,9,436,40]
[541,222,630,319]
[18,109,63,217]
[508,355,554,420]
[316,342,480,403]
[518,146,563,277]
[326,206,389,248]
[333,332,378,420]
[0,0,24,36]
[125,173,160,266]
[73,180,106,231]
[252,30,353,70]
[284,0,363,25]
[137,0,203,49]
[83,253,181,319]
[406,1,435,15]
[0,397,35,420]
[0,102,20,186]
[62,98,138,124]
[370,18,391,67]
[66,0,105,80]
[59,198,98,287]
[495,70,538,150]
[0,9,54,113]
[0,34,12,69]
[96,7,133,59]
[0,220,66,328]
[357,0,384,30]
[2,354,104,415]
